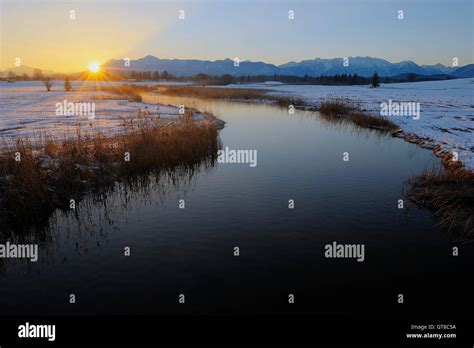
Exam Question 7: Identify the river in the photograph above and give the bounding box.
[0,95,472,320]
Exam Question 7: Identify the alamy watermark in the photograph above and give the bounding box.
[324,241,365,262]
[0,242,38,262]
[18,322,55,341]
[55,99,95,120]
[380,99,420,120]
[217,147,257,167]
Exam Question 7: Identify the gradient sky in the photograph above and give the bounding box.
[1,0,473,72]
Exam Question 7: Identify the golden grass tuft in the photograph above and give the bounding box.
[319,100,399,133]
[154,85,305,107]
[407,167,474,239]
[96,84,155,102]
[155,87,395,133]
[155,86,268,100]
[0,117,220,231]
[319,100,356,116]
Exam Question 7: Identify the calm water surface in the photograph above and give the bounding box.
[1,96,472,319]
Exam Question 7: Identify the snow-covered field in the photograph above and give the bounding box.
[0,81,198,145]
[1,79,473,168]
[226,78,474,169]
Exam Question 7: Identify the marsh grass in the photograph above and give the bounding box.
[319,99,356,115]
[318,99,473,238]
[155,86,268,100]
[0,116,220,232]
[407,167,474,240]
[96,84,155,102]
[155,86,396,133]
[154,85,305,107]
[319,100,399,133]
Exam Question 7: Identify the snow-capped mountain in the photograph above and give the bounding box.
[0,65,56,77]
[104,55,279,77]
[452,64,474,78]
[278,57,456,77]
[103,55,463,77]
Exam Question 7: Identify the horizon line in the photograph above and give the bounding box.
[2,55,471,74]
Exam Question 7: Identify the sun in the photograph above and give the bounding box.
[88,62,100,73]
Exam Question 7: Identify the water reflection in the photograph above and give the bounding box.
[1,98,469,318]
[0,156,218,249]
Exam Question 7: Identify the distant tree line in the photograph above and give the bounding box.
[120,71,455,85]
[181,73,371,86]
[2,68,457,86]
[130,70,167,81]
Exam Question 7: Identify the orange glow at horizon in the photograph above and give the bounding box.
[0,2,165,73]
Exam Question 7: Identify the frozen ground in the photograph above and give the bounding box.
[2,79,472,168]
[0,81,200,146]
[225,78,474,169]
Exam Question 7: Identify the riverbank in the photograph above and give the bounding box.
[0,81,471,237]
[0,86,470,320]
[0,87,224,232]
[221,79,474,170]
[153,83,471,168]
[150,83,473,238]
[407,167,474,239]
[153,85,399,131]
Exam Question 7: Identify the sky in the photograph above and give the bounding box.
[1,0,473,72]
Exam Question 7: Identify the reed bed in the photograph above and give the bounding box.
[407,166,474,239]
[319,100,399,133]
[0,115,220,231]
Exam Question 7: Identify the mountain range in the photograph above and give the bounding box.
[0,65,56,77]
[2,56,473,78]
[103,55,474,78]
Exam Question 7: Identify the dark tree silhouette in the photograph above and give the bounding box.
[371,72,380,88]
[33,68,44,81]
[64,76,72,91]
[43,77,53,91]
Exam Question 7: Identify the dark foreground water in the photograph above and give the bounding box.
[0,97,472,321]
